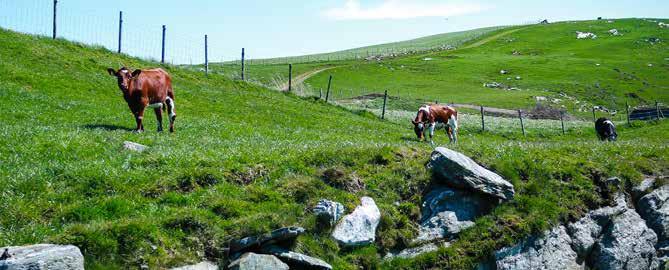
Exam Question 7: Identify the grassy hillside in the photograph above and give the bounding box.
[0,26,667,270]
[302,18,669,111]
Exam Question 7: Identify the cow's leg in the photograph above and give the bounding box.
[166,97,176,133]
[154,107,163,132]
[135,109,145,133]
[427,122,436,143]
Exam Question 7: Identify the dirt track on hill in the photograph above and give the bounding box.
[281,67,335,91]
[462,27,528,49]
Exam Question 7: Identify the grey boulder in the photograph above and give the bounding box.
[0,244,84,270]
[123,141,147,152]
[262,245,332,270]
[227,252,288,270]
[567,193,627,258]
[313,199,346,227]
[495,226,581,270]
[429,147,515,200]
[415,186,496,243]
[638,185,669,242]
[332,197,381,247]
[230,226,305,254]
[589,209,658,270]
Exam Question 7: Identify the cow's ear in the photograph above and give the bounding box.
[131,69,142,78]
[107,68,116,76]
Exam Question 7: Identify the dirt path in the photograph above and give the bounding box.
[281,67,335,91]
[462,27,527,49]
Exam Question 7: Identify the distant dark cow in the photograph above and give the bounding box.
[107,67,176,132]
[595,117,617,141]
[412,104,458,143]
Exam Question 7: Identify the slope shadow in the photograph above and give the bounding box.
[83,124,134,132]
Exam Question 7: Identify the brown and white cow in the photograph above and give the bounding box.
[412,104,458,143]
[107,67,176,132]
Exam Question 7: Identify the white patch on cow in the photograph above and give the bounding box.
[147,103,163,109]
[137,116,143,120]
[419,105,430,115]
[121,70,129,73]
[447,115,458,143]
[604,120,614,127]
[428,123,436,137]
[166,97,176,118]
[417,123,424,129]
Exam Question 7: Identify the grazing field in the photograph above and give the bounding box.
[0,25,668,270]
[302,18,669,113]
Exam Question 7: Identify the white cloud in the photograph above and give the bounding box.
[324,0,489,21]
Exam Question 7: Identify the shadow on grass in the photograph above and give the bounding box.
[83,124,134,132]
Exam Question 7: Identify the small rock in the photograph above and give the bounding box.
[500,70,508,74]
[483,82,503,89]
[261,245,332,270]
[423,58,433,61]
[228,253,288,270]
[608,29,621,36]
[332,197,381,246]
[648,63,654,67]
[170,261,218,270]
[123,141,147,152]
[230,227,305,254]
[596,63,601,66]
[313,199,346,227]
[0,244,84,270]
[576,31,597,39]
[515,76,522,80]
[385,242,451,260]
[429,147,515,200]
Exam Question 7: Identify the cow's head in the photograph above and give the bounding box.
[412,120,425,140]
[107,67,141,92]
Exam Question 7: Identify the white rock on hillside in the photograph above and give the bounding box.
[227,253,288,270]
[429,147,515,200]
[332,197,381,246]
[170,261,218,270]
[123,141,147,152]
[313,199,346,227]
[0,244,84,270]
[495,226,581,270]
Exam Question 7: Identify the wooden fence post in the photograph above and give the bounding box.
[626,101,631,126]
[560,111,566,135]
[326,75,332,102]
[518,110,526,136]
[52,0,58,39]
[592,107,596,122]
[481,106,485,132]
[319,88,323,99]
[241,48,245,81]
[382,90,388,120]
[204,35,208,75]
[161,25,166,64]
[117,11,123,53]
[288,64,292,92]
[657,101,662,119]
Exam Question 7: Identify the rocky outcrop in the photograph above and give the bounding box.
[261,245,332,270]
[227,253,288,270]
[638,185,669,243]
[567,194,627,259]
[589,209,658,270]
[415,186,496,243]
[429,147,515,200]
[313,199,345,227]
[495,226,581,270]
[0,244,84,270]
[332,197,381,247]
[170,261,218,270]
[230,226,305,254]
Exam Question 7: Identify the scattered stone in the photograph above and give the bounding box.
[577,31,597,39]
[604,27,619,35]
[660,22,668,28]
[588,209,658,270]
[0,244,84,270]
[500,70,509,74]
[123,141,147,152]
[313,199,346,227]
[230,227,305,254]
[596,63,601,66]
[261,245,332,270]
[496,226,581,270]
[429,147,515,200]
[170,261,218,270]
[332,197,381,246]
[483,82,502,88]
[423,58,433,61]
[415,186,496,243]
[228,253,288,270]
[515,76,522,80]
[649,63,654,67]
[632,177,657,199]
[385,242,451,260]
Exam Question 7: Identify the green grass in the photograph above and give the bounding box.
[0,24,667,270]
[301,18,669,112]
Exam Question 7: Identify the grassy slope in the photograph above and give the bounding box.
[0,27,667,270]
[304,18,669,111]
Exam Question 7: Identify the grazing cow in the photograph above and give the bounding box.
[595,117,617,141]
[107,67,176,132]
[412,104,458,143]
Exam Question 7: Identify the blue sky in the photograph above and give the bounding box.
[0,0,667,64]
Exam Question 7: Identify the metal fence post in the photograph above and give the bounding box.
[626,101,631,126]
[204,35,208,75]
[382,90,388,120]
[560,111,566,135]
[657,101,662,119]
[325,75,332,102]
[161,25,166,64]
[288,64,292,92]
[241,48,245,81]
[117,11,123,53]
[592,107,596,122]
[52,0,58,39]
[480,106,485,132]
[519,110,526,136]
